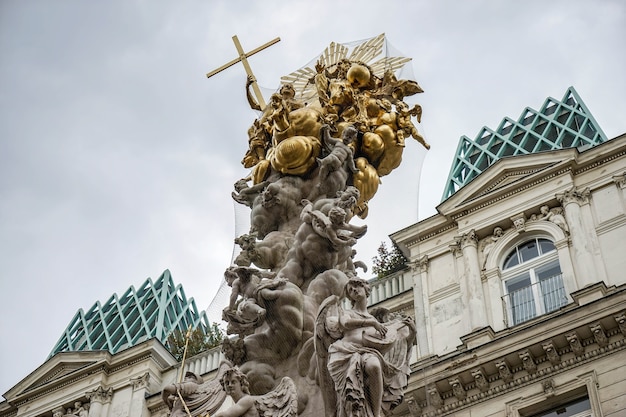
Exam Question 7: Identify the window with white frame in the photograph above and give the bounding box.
[501,237,568,326]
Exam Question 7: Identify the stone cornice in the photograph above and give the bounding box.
[406,284,626,416]
[406,222,458,247]
[572,146,626,177]
[408,311,626,416]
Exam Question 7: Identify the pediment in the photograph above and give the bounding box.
[439,149,577,213]
[5,351,109,400]
[467,161,557,199]
[27,361,96,391]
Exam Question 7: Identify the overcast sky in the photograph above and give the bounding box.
[1,0,624,396]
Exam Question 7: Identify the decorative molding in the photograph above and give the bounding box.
[590,322,608,347]
[556,186,591,206]
[505,370,604,417]
[86,385,113,404]
[130,372,150,391]
[510,213,526,232]
[542,378,556,397]
[448,167,572,220]
[479,167,550,196]
[448,241,462,257]
[566,331,585,357]
[429,283,461,303]
[572,148,626,176]
[542,341,561,366]
[407,394,422,416]
[14,364,109,406]
[445,354,478,371]
[613,171,626,189]
[410,255,429,273]
[519,350,537,374]
[408,306,626,416]
[426,384,443,409]
[615,311,626,336]
[406,223,458,246]
[554,237,570,250]
[458,229,478,249]
[495,360,513,383]
[471,368,489,392]
[445,142,625,223]
[596,213,626,236]
[448,376,467,400]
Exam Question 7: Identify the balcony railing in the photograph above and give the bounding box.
[502,273,568,326]
[181,345,224,376]
[367,269,412,306]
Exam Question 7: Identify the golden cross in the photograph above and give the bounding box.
[206,35,280,109]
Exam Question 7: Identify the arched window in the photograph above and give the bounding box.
[501,237,568,326]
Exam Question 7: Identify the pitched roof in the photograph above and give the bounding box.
[442,86,608,200]
[49,270,208,356]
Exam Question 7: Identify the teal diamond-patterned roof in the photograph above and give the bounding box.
[442,86,608,200]
[49,270,208,356]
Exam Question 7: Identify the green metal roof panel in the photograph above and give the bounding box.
[442,87,608,200]
[49,270,208,356]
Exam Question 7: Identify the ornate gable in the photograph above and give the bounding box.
[26,361,98,392]
[439,150,573,213]
[5,352,108,400]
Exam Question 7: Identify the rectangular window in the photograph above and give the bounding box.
[529,396,591,417]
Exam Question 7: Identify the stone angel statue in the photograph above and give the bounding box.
[161,361,232,417]
[214,366,298,417]
[315,277,416,417]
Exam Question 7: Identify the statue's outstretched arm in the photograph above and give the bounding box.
[246,75,262,111]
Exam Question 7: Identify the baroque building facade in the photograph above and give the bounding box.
[389,131,626,417]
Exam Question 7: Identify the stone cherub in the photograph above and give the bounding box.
[232,179,269,208]
[222,266,268,336]
[308,124,359,201]
[276,197,366,288]
[214,366,297,417]
[539,205,569,233]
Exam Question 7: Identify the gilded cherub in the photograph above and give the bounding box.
[395,101,429,150]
